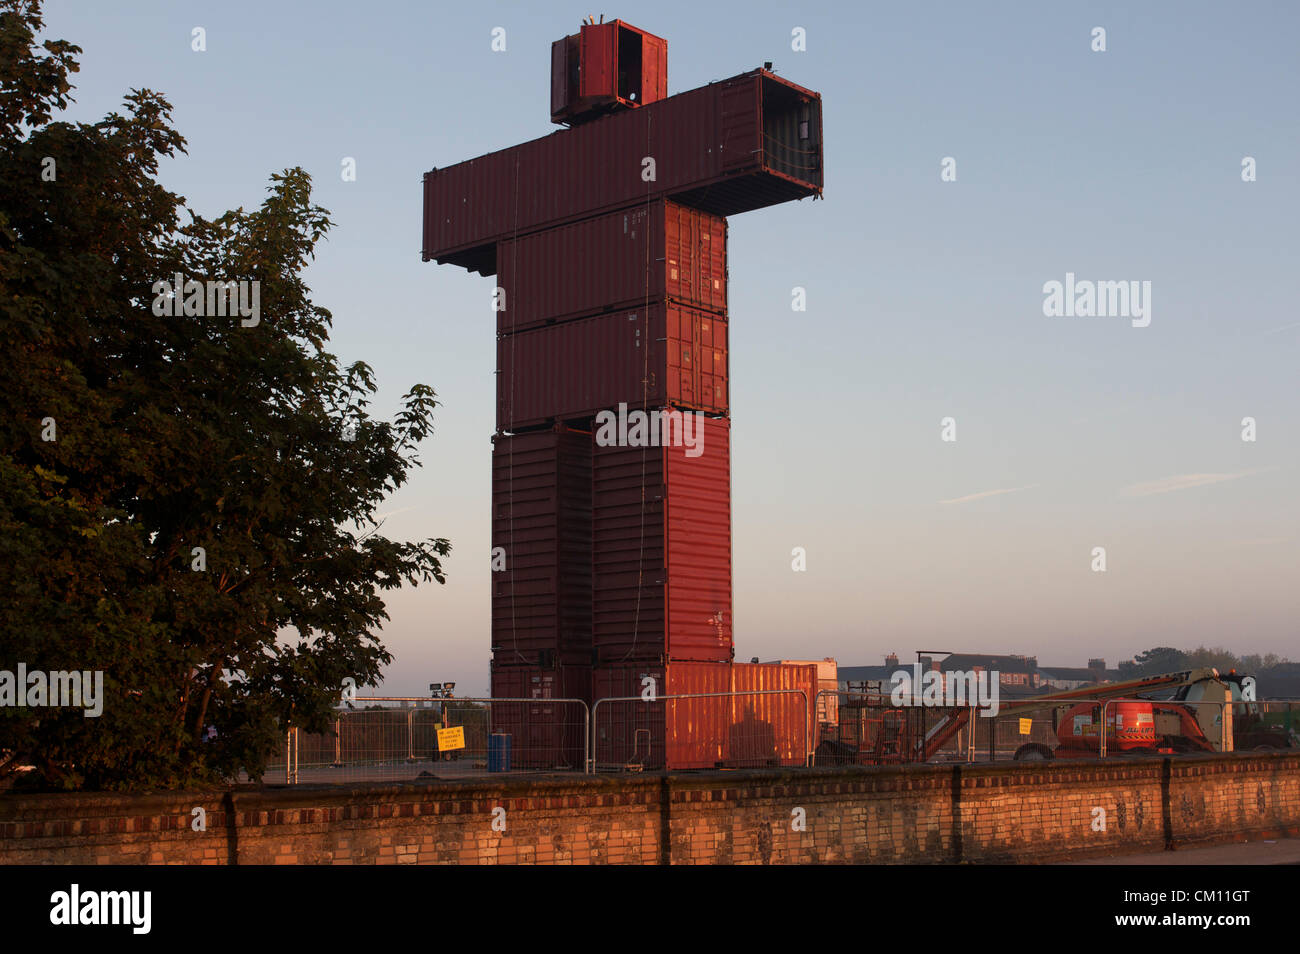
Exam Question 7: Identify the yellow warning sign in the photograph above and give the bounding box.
[1018,718,1032,736]
[437,726,466,751]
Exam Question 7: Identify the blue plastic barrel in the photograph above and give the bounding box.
[488,733,512,772]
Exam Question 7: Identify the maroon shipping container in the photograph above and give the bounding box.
[497,304,727,430]
[591,662,816,770]
[491,427,592,667]
[496,200,727,333]
[551,20,668,126]
[489,664,591,769]
[423,69,824,274]
[592,415,731,664]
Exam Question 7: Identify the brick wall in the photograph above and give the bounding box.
[1,752,1296,864]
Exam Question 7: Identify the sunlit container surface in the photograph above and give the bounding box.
[591,416,731,664]
[496,200,727,332]
[496,304,727,430]
[423,69,824,274]
[491,427,592,667]
[591,662,817,770]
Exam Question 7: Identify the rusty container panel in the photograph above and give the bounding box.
[491,426,592,667]
[497,304,727,430]
[591,662,813,770]
[642,33,667,105]
[730,662,817,767]
[496,200,727,333]
[591,416,731,664]
[425,70,823,273]
[578,23,617,101]
[591,663,725,770]
[665,662,736,769]
[489,664,591,769]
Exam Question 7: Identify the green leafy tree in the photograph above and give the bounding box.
[0,1,449,790]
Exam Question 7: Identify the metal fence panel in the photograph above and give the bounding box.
[269,697,588,784]
[812,689,1300,765]
[591,689,809,772]
[263,694,1299,782]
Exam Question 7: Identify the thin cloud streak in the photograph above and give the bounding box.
[371,506,418,522]
[1119,472,1255,497]
[939,484,1039,506]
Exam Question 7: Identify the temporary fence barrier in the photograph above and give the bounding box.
[1231,699,1300,750]
[265,693,1299,782]
[275,697,589,784]
[810,689,1300,765]
[589,689,810,773]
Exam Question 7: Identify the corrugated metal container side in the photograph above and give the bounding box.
[489,664,591,769]
[496,200,727,332]
[497,304,727,429]
[491,426,592,667]
[731,662,817,767]
[591,662,814,770]
[423,70,823,272]
[489,663,593,705]
[592,416,731,664]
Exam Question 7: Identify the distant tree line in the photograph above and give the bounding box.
[1118,646,1292,679]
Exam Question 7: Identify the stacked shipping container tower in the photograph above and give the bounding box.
[422,19,825,770]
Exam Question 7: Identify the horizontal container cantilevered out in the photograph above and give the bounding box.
[496,200,727,333]
[496,303,727,430]
[423,69,823,274]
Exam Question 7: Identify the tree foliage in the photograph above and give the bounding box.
[0,1,449,790]
[1118,646,1290,680]
[1117,647,1191,679]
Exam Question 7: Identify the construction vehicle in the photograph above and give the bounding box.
[816,667,1293,765]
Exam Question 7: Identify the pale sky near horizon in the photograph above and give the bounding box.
[42,1,1299,695]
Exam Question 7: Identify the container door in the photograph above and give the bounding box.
[676,207,697,304]
[550,39,569,118]
[718,76,760,172]
[579,23,617,101]
[642,35,668,105]
[707,315,727,410]
[681,335,696,408]
[664,204,684,303]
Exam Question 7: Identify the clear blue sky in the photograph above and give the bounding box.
[44,1,1300,694]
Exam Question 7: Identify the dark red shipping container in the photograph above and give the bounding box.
[551,20,668,126]
[489,664,591,769]
[423,69,824,274]
[591,662,816,770]
[491,426,592,667]
[497,304,727,430]
[592,415,731,664]
[496,200,727,333]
